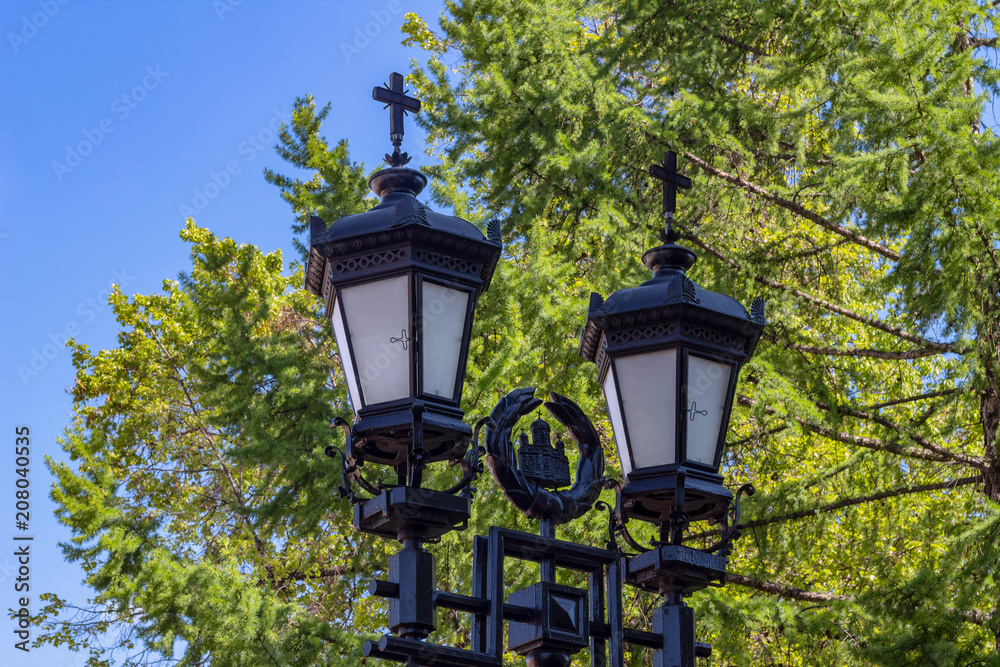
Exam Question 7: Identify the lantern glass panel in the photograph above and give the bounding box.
[421,281,470,400]
[685,355,734,465]
[613,349,678,471]
[337,275,412,406]
[331,297,362,413]
[602,368,631,478]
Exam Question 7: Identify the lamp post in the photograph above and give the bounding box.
[312,75,765,667]
[578,151,765,666]
[305,72,501,651]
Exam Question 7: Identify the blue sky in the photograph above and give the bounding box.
[0,1,444,664]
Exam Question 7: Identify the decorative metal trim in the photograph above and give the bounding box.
[392,197,428,228]
[325,418,385,503]
[441,416,489,499]
[663,275,699,304]
[486,217,502,246]
[413,247,481,277]
[328,414,487,503]
[614,485,651,554]
[709,483,756,558]
[312,225,501,291]
[332,247,408,274]
[744,297,766,358]
[680,323,742,351]
[606,322,678,346]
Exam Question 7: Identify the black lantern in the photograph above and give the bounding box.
[305,74,501,481]
[579,154,764,529]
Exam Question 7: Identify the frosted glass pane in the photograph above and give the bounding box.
[685,356,733,465]
[331,297,361,414]
[421,282,470,399]
[616,350,678,469]
[602,368,631,479]
[338,276,411,406]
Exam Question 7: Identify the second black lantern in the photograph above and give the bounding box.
[579,223,764,528]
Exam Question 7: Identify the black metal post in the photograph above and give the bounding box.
[389,529,436,641]
[653,596,696,667]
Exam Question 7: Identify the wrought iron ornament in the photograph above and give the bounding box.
[518,416,571,489]
[484,388,609,525]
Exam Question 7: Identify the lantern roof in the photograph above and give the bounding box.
[305,71,501,299]
[578,223,764,364]
[310,167,493,247]
[305,167,501,298]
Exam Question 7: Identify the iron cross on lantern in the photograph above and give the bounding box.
[373,71,421,167]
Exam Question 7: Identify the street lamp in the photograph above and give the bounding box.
[314,76,765,667]
[578,151,766,667]
[578,167,764,533]
[306,72,501,651]
[306,72,501,489]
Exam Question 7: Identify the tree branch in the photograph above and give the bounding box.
[682,151,903,262]
[859,388,961,411]
[741,476,983,530]
[259,565,352,588]
[738,396,987,469]
[727,573,851,603]
[688,235,959,352]
[766,333,945,360]
[727,574,993,627]
[813,400,970,464]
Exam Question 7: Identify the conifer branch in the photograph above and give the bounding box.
[796,419,986,470]
[260,565,353,588]
[814,400,943,447]
[727,573,852,603]
[142,314,270,558]
[766,333,945,360]
[688,235,959,352]
[726,574,993,627]
[738,396,987,469]
[739,476,982,530]
[859,389,962,411]
[681,151,903,263]
[966,36,997,48]
[803,422,984,469]
[681,15,769,57]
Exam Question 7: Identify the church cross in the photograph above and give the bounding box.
[649,150,692,220]
[372,72,421,166]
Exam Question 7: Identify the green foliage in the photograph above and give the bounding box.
[41,221,387,665]
[400,0,1000,663]
[41,1,1000,665]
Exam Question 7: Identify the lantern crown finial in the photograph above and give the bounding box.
[649,150,691,221]
[642,218,698,275]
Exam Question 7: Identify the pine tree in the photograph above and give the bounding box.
[397,0,1000,663]
[39,1,1000,665]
